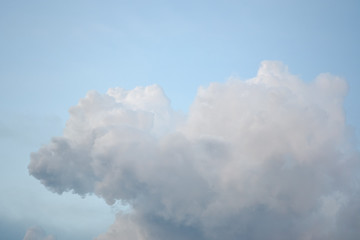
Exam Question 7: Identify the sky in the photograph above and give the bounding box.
[0,0,360,239]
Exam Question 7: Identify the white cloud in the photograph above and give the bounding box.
[29,61,360,239]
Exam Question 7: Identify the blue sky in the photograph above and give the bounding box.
[1,0,359,239]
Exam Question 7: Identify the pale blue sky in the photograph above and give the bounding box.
[1,0,359,239]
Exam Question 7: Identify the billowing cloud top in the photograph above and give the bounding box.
[29,61,360,240]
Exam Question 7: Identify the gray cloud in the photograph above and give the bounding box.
[29,61,360,239]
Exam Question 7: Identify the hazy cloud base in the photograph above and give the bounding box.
[23,226,56,240]
[29,61,360,240]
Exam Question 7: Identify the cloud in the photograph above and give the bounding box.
[23,226,56,240]
[29,61,360,240]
